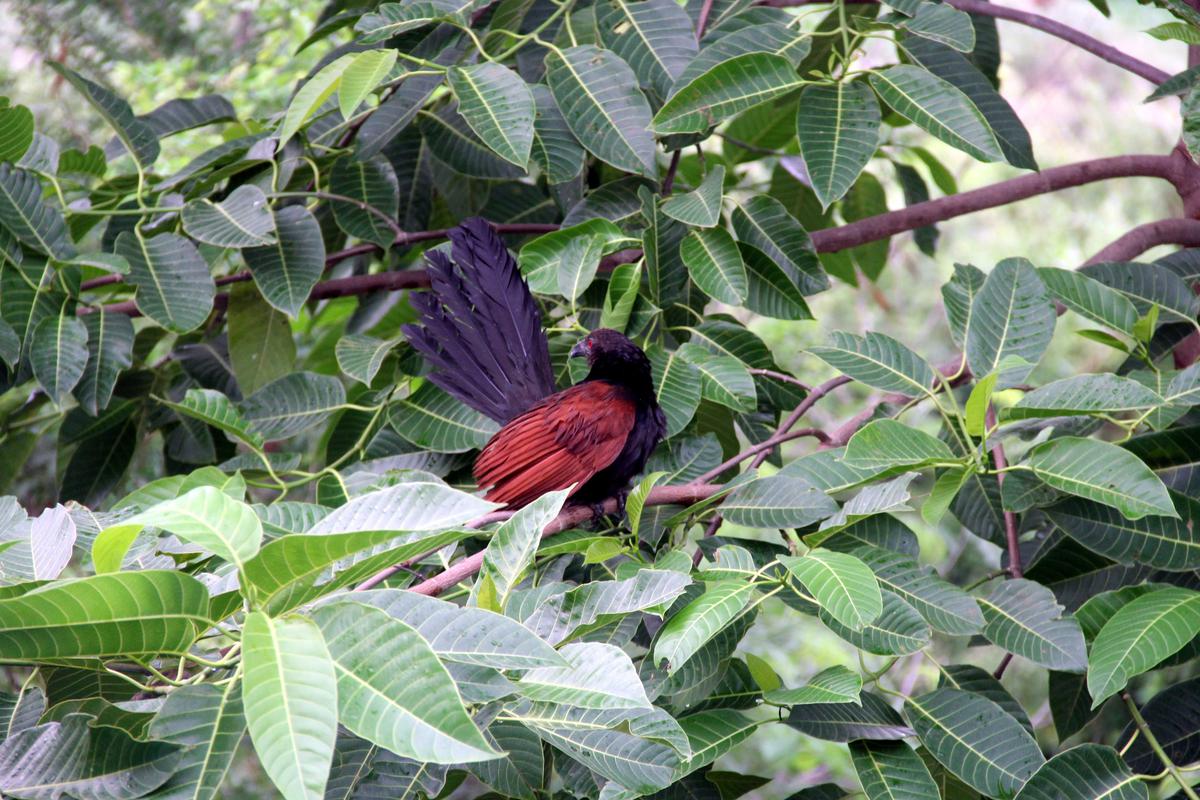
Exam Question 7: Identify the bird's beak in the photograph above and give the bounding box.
[569,340,588,359]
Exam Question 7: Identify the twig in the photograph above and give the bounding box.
[986,403,1021,680]
[693,428,830,485]
[662,151,683,194]
[1123,691,1200,800]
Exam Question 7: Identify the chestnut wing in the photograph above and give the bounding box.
[474,381,635,508]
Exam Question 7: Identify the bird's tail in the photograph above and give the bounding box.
[402,218,555,423]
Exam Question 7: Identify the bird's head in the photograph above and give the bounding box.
[569,328,650,374]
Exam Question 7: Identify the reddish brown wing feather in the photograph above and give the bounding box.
[474,381,635,507]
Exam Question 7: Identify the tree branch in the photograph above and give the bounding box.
[1082,218,1200,265]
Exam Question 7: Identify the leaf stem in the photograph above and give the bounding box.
[1123,691,1200,800]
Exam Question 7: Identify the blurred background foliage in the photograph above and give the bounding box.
[0,0,1190,794]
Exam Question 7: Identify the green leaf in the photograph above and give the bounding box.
[978,578,1088,672]
[785,692,912,742]
[900,2,974,50]
[904,688,1044,798]
[1024,436,1177,520]
[243,612,337,800]
[0,103,33,163]
[654,52,802,134]
[243,205,326,318]
[469,721,544,799]
[388,382,499,452]
[147,680,246,800]
[850,740,940,800]
[522,568,692,644]
[722,474,838,528]
[809,331,935,397]
[964,372,997,438]
[1048,494,1200,571]
[677,341,756,411]
[93,486,262,573]
[556,233,606,301]
[448,62,536,168]
[742,243,813,320]
[76,311,133,416]
[518,641,651,708]
[797,81,881,209]
[965,257,1054,386]
[764,665,863,706]
[1088,586,1200,707]
[868,66,1002,162]
[0,571,209,659]
[730,195,827,295]
[821,590,931,655]
[276,54,355,148]
[781,550,882,630]
[680,227,746,305]
[1007,374,1163,420]
[856,546,984,635]
[650,347,701,436]
[182,184,276,248]
[0,165,73,259]
[29,311,88,405]
[598,0,698,98]
[843,419,957,472]
[676,710,758,776]
[480,489,569,608]
[1080,261,1200,325]
[1037,266,1137,334]
[1120,676,1200,774]
[1148,64,1200,101]
[662,165,725,227]
[328,155,399,248]
[938,663,1034,738]
[339,49,398,119]
[655,580,755,673]
[546,45,658,177]
[941,262,984,347]
[601,261,641,333]
[241,372,346,440]
[311,601,499,763]
[310,479,499,534]
[161,389,264,450]
[0,714,180,799]
[1146,20,1200,43]
[519,219,633,294]
[227,284,296,396]
[116,231,216,333]
[335,334,396,386]
[48,63,159,167]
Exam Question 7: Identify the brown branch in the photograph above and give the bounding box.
[693,427,830,485]
[808,155,1180,253]
[754,0,1170,85]
[1082,218,1200,265]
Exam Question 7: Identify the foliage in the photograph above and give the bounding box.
[1,0,1200,799]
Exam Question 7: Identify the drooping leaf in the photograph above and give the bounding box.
[518,641,652,709]
[785,692,912,742]
[76,311,134,416]
[1006,374,1163,420]
[965,257,1054,386]
[843,419,957,473]
[448,62,536,167]
[868,65,1002,162]
[654,53,802,134]
[662,165,725,227]
[48,63,160,167]
[146,680,246,800]
[680,227,746,305]
[721,474,838,528]
[850,740,940,800]
[797,81,880,209]
[1013,744,1146,800]
[809,331,935,397]
[0,165,73,259]
[598,0,698,98]
[781,550,883,631]
[1046,494,1200,571]
[29,311,88,405]
[243,204,326,318]
[730,193,827,295]
[240,372,347,441]
[182,184,276,248]
[387,382,499,452]
[655,580,755,673]
[763,665,862,706]
[1023,437,1177,520]
[978,578,1088,672]
[116,231,216,333]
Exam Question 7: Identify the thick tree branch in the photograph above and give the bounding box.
[755,0,1170,85]
[1082,217,1200,265]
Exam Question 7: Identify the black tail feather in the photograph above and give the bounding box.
[402,218,555,423]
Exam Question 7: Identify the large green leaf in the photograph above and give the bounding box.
[855,546,983,635]
[1013,744,1146,800]
[676,710,758,776]
[965,257,1054,386]
[676,342,756,411]
[1087,586,1200,707]
[146,680,246,800]
[785,692,912,742]
[546,45,658,177]
[243,612,338,800]
[781,550,882,631]
[328,156,399,248]
[182,184,276,248]
[654,52,802,134]
[1046,494,1200,571]
[0,713,180,799]
[809,331,935,397]
[764,665,862,706]
[338,49,398,119]
[904,688,1044,798]
[479,489,569,608]
[0,165,72,259]
[518,641,651,709]
[938,664,1034,738]
[227,283,296,396]
[161,389,264,450]
[843,419,957,472]
[530,84,586,183]
[29,312,88,405]
[522,569,693,644]
[92,486,262,573]
[899,3,974,51]
[1007,374,1163,420]
[868,65,1002,162]
[1023,437,1177,520]
[388,382,499,452]
[309,479,499,534]
[1080,261,1200,325]
[76,311,134,416]
[348,589,564,668]
[469,722,544,799]
[662,165,725,227]
[0,571,210,659]
[448,62,535,167]
[311,601,500,763]
[240,372,346,440]
[275,53,355,149]
[115,231,216,333]
[680,227,746,305]
[978,578,1088,672]
[742,243,813,320]
[730,195,827,294]
[850,740,940,800]
[721,474,838,528]
[797,81,880,209]
[519,219,632,295]
[0,103,33,163]
[243,204,326,318]
[598,0,697,98]
[48,63,160,167]
[1120,676,1200,774]
[650,348,702,436]
[655,580,755,673]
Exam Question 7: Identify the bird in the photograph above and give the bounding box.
[403,217,666,510]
